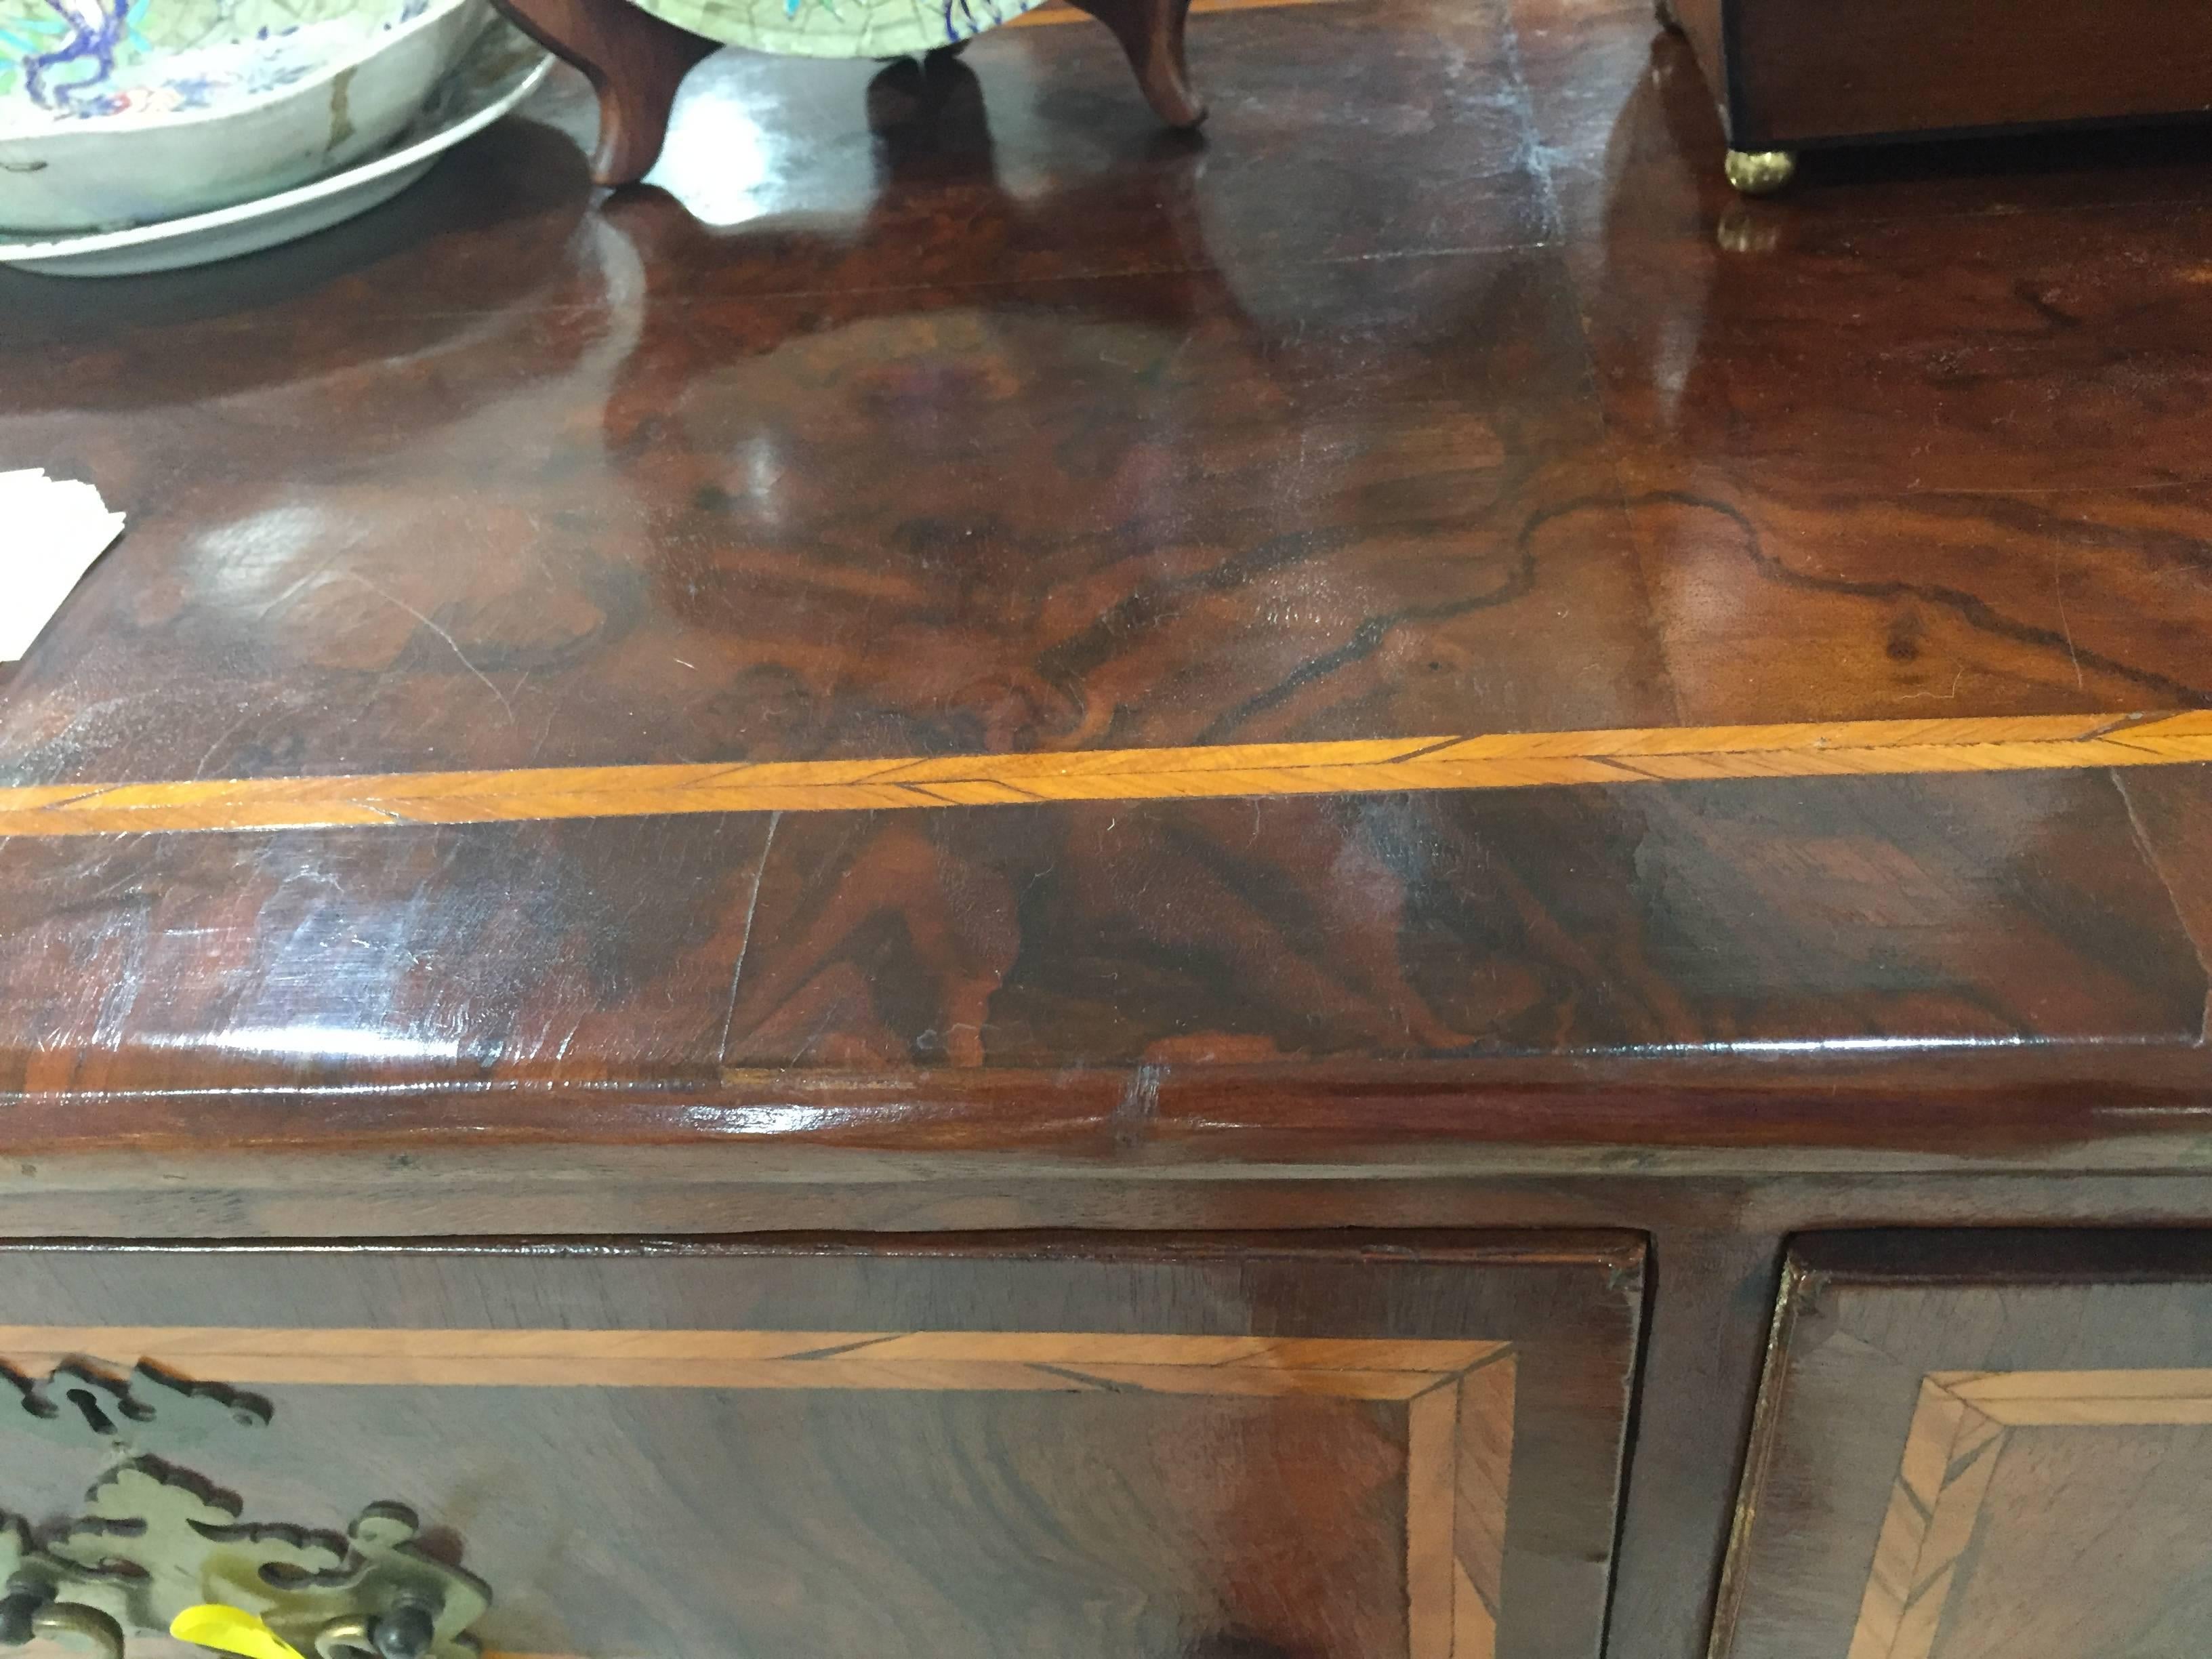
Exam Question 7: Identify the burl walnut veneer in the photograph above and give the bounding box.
[6,0,2212,1653]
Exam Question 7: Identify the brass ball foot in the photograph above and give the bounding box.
[1725,148,1798,196]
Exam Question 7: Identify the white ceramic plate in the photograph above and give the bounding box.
[0,22,549,275]
[0,0,489,233]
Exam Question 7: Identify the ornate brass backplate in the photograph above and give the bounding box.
[5,1362,271,1456]
[2,1359,490,1659]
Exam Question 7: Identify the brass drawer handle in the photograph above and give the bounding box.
[5,1358,489,1659]
[169,1603,436,1659]
[1,1588,127,1659]
[312,1605,436,1659]
[3,1466,487,1659]
[313,1616,377,1659]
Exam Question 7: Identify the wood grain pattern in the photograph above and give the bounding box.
[1,713,2205,837]
[7,3,2212,1658]
[15,0,2212,808]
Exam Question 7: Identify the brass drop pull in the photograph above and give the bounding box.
[308,1603,437,1659]
[171,1599,445,1659]
[0,1584,127,1659]
[311,1617,373,1659]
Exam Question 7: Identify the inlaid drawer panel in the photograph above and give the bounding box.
[1714,1231,2212,1659]
[0,1234,1642,1659]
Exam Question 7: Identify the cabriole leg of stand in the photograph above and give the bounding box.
[495,0,720,186]
[1067,0,1205,127]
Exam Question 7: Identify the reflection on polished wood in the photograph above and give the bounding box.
[0,0,2207,1151]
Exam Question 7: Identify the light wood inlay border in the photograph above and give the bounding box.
[1847,1366,2212,1659]
[1,1326,1515,1659]
[2,712,2207,838]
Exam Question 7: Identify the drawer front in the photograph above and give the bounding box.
[0,1235,1641,1659]
[1715,1231,2212,1659]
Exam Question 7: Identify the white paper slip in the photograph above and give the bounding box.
[0,468,127,662]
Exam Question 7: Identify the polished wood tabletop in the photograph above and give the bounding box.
[4,0,2211,1160]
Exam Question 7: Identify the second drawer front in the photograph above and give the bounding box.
[1715,1230,2212,1659]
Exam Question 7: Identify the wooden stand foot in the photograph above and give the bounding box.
[494,0,720,186]
[1066,0,1205,127]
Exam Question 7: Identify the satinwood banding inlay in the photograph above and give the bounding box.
[0,712,2205,838]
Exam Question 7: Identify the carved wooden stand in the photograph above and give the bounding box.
[493,0,1204,186]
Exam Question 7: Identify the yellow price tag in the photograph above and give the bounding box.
[169,1605,309,1659]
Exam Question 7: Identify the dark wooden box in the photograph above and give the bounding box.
[1667,0,2212,188]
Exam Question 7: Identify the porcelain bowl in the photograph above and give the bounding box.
[0,0,487,232]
